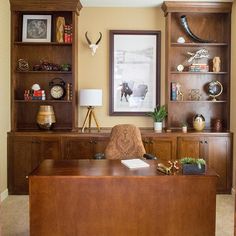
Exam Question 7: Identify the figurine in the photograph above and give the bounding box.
[187,48,209,63]
[213,56,221,72]
[176,83,184,101]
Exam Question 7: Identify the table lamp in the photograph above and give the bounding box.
[79,89,102,132]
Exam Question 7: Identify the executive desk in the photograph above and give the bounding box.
[29,159,217,236]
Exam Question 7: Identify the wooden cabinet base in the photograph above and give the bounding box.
[8,130,232,194]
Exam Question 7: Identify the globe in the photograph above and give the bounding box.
[208,80,223,101]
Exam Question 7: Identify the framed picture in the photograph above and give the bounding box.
[109,30,161,116]
[22,15,52,42]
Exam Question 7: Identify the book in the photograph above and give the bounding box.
[121,159,150,169]
[171,82,177,101]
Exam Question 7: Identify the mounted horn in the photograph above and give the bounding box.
[85,31,92,45]
[180,15,212,43]
[95,32,102,45]
[85,31,102,56]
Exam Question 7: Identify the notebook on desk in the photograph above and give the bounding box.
[121,159,150,169]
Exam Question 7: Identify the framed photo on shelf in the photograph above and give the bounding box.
[109,30,161,116]
[22,15,52,42]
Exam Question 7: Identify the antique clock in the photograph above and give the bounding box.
[49,78,66,100]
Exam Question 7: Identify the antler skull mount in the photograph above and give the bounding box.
[85,31,102,56]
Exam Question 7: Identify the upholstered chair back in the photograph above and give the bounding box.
[105,124,146,159]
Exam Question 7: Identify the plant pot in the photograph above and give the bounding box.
[182,164,206,175]
[182,126,187,133]
[154,122,162,132]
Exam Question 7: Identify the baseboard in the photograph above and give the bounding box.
[0,189,8,202]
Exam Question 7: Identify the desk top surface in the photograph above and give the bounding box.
[30,159,217,178]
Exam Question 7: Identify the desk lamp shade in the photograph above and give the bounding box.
[79,89,102,107]
[79,89,102,132]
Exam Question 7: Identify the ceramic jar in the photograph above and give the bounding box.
[36,105,56,130]
[193,114,205,131]
[214,119,223,132]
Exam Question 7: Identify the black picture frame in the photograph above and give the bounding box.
[109,30,161,116]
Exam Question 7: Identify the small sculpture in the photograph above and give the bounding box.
[85,31,102,56]
[188,89,201,101]
[17,59,29,71]
[213,56,221,72]
[176,83,184,101]
[157,161,179,175]
[56,17,65,43]
[187,48,209,63]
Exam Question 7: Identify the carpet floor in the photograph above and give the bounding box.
[1,194,235,235]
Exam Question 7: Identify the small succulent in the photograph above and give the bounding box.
[179,157,206,169]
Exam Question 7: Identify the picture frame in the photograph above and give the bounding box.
[22,15,52,42]
[109,30,161,116]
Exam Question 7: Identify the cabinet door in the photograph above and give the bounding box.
[63,137,94,159]
[177,136,205,159]
[207,136,232,193]
[8,136,32,194]
[93,137,109,154]
[39,137,61,160]
[149,137,177,161]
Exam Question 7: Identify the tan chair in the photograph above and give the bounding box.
[104,124,156,160]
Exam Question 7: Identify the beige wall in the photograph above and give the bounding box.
[0,2,235,195]
[231,1,236,189]
[0,0,10,196]
[78,7,165,128]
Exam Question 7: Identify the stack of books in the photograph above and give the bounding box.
[24,90,46,100]
[64,25,72,43]
[189,64,209,72]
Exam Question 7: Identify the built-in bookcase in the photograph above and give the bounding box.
[10,0,82,131]
[162,1,232,130]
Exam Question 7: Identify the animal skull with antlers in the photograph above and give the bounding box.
[85,32,102,56]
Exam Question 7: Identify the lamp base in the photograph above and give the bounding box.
[81,106,100,133]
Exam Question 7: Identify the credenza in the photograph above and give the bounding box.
[29,159,218,236]
[8,130,232,194]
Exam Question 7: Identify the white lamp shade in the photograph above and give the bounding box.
[79,89,103,107]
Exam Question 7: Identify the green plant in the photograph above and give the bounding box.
[147,105,167,122]
[179,157,206,169]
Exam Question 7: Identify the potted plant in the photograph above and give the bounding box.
[179,157,206,175]
[147,105,167,132]
[181,122,188,133]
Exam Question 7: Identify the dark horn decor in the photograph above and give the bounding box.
[180,15,212,43]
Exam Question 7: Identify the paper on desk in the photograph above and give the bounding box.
[121,159,150,169]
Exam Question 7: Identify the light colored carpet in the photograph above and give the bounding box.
[0,194,235,236]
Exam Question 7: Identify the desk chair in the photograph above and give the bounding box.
[104,124,156,160]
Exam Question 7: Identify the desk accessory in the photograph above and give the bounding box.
[180,157,206,175]
[157,161,179,175]
[121,159,150,169]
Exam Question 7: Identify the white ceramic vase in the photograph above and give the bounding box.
[154,122,162,132]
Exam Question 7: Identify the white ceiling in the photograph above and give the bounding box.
[80,0,233,7]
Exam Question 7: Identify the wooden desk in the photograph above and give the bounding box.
[29,159,217,236]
